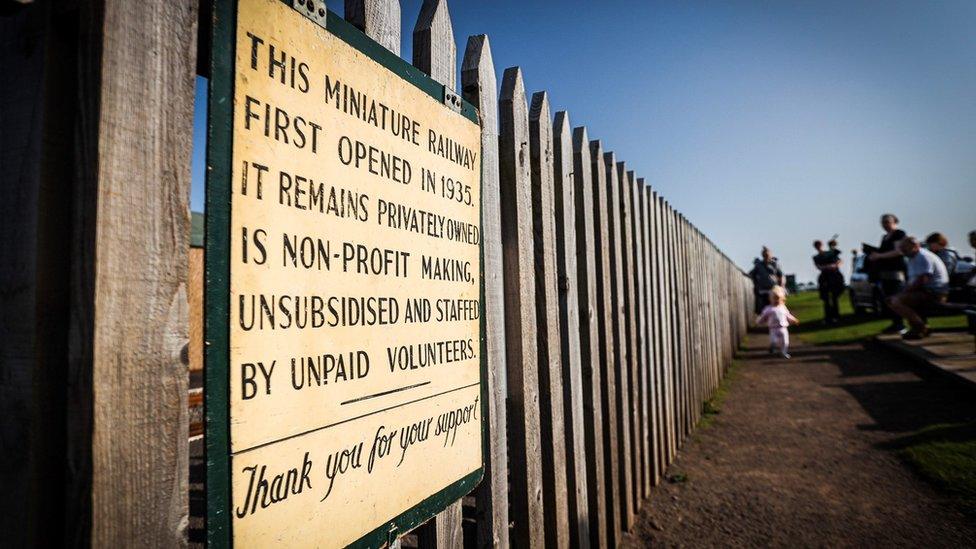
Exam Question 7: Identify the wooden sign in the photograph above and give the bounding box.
[205,0,485,546]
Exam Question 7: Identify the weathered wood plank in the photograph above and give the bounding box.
[616,163,640,515]
[661,198,677,463]
[417,503,462,549]
[461,34,509,549]
[413,0,457,89]
[413,3,462,545]
[345,0,401,54]
[574,127,607,549]
[645,186,664,486]
[529,91,570,549]
[499,66,545,548]
[589,139,621,547]
[88,1,196,545]
[553,111,590,549]
[604,152,634,532]
[634,176,652,499]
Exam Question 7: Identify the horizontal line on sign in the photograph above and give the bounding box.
[231,381,481,456]
[340,381,431,406]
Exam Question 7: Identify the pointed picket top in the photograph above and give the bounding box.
[344,0,401,54]
[413,0,457,89]
[500,66,526,111]
[573,125,609,549]
[461,34,496,126]
[528,87,570,549]
[498,64,545,549]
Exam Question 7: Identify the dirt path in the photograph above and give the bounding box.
[622,336,976,548]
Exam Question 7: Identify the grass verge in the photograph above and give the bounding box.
[786,290,965,346]
[699,360,742,429]
[886,422,976,517]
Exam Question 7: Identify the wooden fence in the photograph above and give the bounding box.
[2,0,752,547]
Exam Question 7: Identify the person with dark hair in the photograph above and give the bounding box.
[969,230,976,256]
[888,237,949,340]
[925,232,956,275]
[869,213,908,333]
[813,239,844,324]
[749,246,784,315]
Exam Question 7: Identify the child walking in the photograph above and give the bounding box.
[757,285,799,358]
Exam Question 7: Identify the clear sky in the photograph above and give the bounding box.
[191,0,976,283]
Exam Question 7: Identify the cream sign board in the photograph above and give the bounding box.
[205,0,485,546]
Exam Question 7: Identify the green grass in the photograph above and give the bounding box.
[699,360,742,429]
[785,290,966,345]
[888,422,976,517]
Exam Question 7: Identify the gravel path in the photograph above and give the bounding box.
[622,336,976,548]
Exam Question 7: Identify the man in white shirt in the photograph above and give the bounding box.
[888,236,949,339]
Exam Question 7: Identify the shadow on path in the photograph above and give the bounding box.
[623,335,976,548]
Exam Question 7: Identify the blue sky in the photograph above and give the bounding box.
[191,0,976,282]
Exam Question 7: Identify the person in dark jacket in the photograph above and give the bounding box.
[869,213,907,333]
[750,246,784,315]
[813,239,844,324]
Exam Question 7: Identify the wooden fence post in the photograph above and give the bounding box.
[412,1,461,545]
[574,127,608,549]
[627,171,649,502]
[590,140,621,547]
[85,1,196,545]
[604,152,634,531]
[617,162,642,510]
[413,0,457,89]
[345,0,401,54]
[529,91,570,549]
[636,177,654,497]
[553,111,590,549]
[499,66,546,548]
[461,34,510,549]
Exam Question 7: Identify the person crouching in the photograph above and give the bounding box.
[757,285,800,359]
[887,236,950,340]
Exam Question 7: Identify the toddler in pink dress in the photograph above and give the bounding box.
[757,286,800,358]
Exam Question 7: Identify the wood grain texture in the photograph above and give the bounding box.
[604,152,634,532]
[574,128,607,549]
[589,139,621,547]
[461,34,509,549]
[499,67,545,549]
[412,0,457,89]
[529,91,570,549]
[553,111,590,549]
[345,0,401,54]
[634,175,651,499]
[644,185,662,487]
[615,161,639,525]
[661,198,676,464]
[89,1,196,545]
[417,501,463,549]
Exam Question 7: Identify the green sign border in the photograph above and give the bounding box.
[205,1,487,546]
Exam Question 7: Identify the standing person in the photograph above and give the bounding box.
[749,246,785,315]
[868,214,907,333]
[888,237,949,340]
[925,232,956,275]
[757,286,800,358]
[813,239,844,324]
